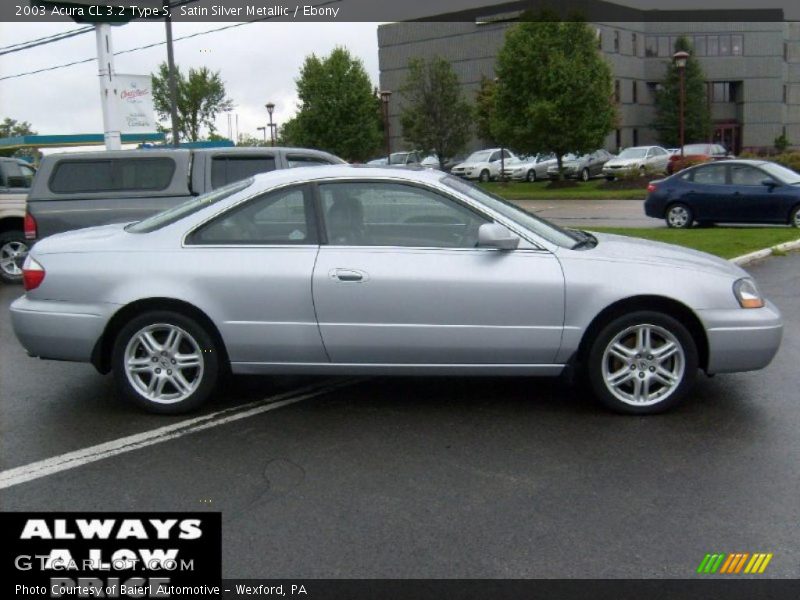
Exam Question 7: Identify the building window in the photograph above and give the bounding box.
[614,80,621,103]
[694,36,707,57]
[710,81,734,103]
[632,128,639,146]
[657,36,670,57]
[719,35,732,56]
[645,36,657,57]
[632,80,638,103]
[613,30,620,53]
[731,35,743,56]
[632,32,638,56]
[707,35,719,56]
[615,129,622,150]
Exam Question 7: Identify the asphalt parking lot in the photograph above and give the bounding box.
[1,253,799,579]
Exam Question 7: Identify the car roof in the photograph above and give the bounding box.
[248,164,447,187]
[691,159,768,167]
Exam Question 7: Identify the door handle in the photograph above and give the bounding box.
[330,268,367,282]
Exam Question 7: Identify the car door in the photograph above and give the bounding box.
[728,164,786,223]
[650,147,669,173]
[184,183,327,365]
[681,163,730,221]
[311,180,565,366]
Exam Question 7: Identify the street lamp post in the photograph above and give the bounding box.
[379,90,392,160]
[673,51,689,158]
[494,77,506,183]
[256,126,267,143]
[266,103,275,146]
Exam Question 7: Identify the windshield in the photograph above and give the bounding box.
[465,151,492,163]
[126,178,253,234]
[760,162,800,184]
[440,175,580,248]
[389,152,410,165]
[617,148,648,159]
[562,154,578,162]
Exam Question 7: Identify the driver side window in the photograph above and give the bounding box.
[319,182,490,249]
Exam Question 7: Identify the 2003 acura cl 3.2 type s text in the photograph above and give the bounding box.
[11,166,783,415]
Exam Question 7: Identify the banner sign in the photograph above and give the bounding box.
[2,512,221,598]
[116,74,157,133]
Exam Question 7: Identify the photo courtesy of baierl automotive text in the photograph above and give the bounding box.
[1,1,800,599]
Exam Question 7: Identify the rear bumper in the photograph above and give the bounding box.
[699,301,783,374]
[10,296,118,363]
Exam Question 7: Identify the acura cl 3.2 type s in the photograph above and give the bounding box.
[11,166,783,415]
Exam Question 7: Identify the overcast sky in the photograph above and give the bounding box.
[0,21,380,143]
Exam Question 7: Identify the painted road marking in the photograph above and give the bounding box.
[0,378,360,491]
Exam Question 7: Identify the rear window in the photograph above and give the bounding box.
[1,161,35,188]
[49,158,175,193]
[210,156,276,189]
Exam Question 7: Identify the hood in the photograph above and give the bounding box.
[581,231,746,278]
[32,222,131,254]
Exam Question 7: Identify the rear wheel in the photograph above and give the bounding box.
[665,203,693,228]
[478,169,490,183]
[587,311,698,415]
[112,310,220,414]
[526,169,536,182]
[580,168,590,182]
[0,231,28,284]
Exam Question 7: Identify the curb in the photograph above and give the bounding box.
[731,238,800,266]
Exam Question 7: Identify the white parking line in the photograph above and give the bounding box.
[0,378,361,491]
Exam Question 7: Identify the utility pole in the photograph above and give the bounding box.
[94,23,121,150]
[164,0,181,147]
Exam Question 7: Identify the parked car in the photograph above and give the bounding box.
[388,151,422,166]
[24,147,344,244]
[502,153,557,182]
[602,146,670,179]
[547,150,614,181]
[644,159,800,228]
[667,143,731,174]
[12,165,781,416]
[421,154,466,172]
[366,157,388,166]
[0,158,36,284]
[451,148,517,182]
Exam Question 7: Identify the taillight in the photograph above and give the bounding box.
[647,183,657,193]
[22,255,45,291]
[24,211,37,240]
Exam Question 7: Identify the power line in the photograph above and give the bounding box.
[0,0,341,83]
[0,27,94,56]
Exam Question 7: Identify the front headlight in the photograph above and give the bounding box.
[733,278,765,309]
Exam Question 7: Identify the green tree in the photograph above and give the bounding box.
[475,76,497,146]
[399,57,473,170]
[653,36,711,148]
[492,14,616,178]
[151,63,233,142]
[0,118,38,159]
[284,47,382,161]
[237,133,268,147]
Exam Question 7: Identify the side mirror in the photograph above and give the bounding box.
[761,178,778,189]
[478,223,519,250]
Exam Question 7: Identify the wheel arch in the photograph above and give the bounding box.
[0,216,23,236]
[574,295,709,371]
[91,297,230,374]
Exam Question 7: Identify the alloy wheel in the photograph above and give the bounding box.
[601,324,685,407]
[667,205,690,228]
[0,240,27,278]
[123,323,205,404]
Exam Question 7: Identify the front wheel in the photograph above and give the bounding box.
[112,310,220,414]
[0,231,28,284]
[580,168,590,182]
[790,205,800,228]
[587,311,698,415]
[526,169,536,182]
[478,170,490,183]
[665,203,693,228]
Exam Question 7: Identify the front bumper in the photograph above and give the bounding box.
[699,301,783,374]
[10,296,118,363]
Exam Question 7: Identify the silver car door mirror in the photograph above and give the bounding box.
[477,223,519,250]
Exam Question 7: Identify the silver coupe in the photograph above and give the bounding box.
[11,166,782,414]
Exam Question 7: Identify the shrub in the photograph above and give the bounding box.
[774,133,790,153]
[771,152,800,173]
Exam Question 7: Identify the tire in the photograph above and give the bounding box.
[0,230,28,284]
[580,168,590,182]
[665,203,693,229]
[478,170,490,183]
[790,205,800,228]
[112,310,220,414]
[526,169,536,182]
[605,175,615,181]
[586,311,698,415]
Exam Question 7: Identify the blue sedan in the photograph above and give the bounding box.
[644,159,800,228]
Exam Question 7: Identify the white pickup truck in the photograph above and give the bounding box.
[0,157,34,284]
